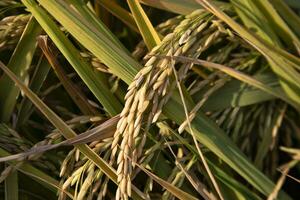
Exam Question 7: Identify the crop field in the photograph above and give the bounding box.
[0,0,300,200]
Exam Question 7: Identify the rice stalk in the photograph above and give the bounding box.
[111,10,211,199]
[110,7,265,199]
[267,160,298,200]
[169,43,225,200]
[0,123,60,176]
[58,138,113,200]
[163,138,217,200]
[109,9,253,199]
[58,10,222,195]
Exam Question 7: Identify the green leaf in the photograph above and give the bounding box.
[37,36,98,116]
[22,0,123,116]
[17,56,50,126]
[163,55,298,109]
[197,73,281,111]
[254,0,300,49]
[33,0,140,84]
[96,0,139,33]
[67,0,128,52]
[0,16,42,122]
[127,0,161,49]
[140,0,228,15]
[5,169,18,200]
[272,0,300,40]
[196,0,300,108]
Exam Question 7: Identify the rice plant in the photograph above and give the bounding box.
[0,0,299,200]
